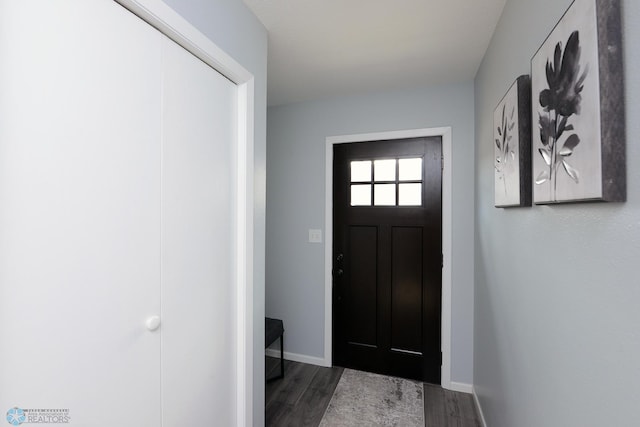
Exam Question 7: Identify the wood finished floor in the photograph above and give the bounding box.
[265,357,482,427]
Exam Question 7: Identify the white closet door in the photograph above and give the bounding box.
[160,37,238,425]
[0,0,162,426]
[1,1,241,425]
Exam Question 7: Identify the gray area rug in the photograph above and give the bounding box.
[319,369,424,427]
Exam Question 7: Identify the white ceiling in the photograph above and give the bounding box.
[244,0,506,106]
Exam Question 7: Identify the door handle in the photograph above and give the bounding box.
[146,315,161,331]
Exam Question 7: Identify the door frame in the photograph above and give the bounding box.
[324,127,453,389]
[115,1,255,425]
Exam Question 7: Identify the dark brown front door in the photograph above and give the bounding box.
[332,136,442,384]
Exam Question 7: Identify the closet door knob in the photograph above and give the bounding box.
[146,315,161,331]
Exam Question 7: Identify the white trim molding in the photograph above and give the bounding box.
[266,348,329,367]
[324,127,453,388]
[449,382,474,394]
[114,1,255,425]
[473,387,489,427]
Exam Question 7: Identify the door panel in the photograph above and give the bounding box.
[346,226,378,347]
[333,137,442,384]
[160,36,238,426]
[0,0,162,424]
[391,226,423,354]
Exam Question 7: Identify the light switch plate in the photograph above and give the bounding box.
[308,229,322,243]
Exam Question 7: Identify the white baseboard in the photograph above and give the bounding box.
[447,381,474,394]
[472,387,488,427]
[265,348,330,367]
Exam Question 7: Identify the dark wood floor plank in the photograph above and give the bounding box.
[457,393,482,426]
[276,385,332,427]
[267,358,482,427]
[283,363,319,406]
[265,358,343,427]
[424,383,449,427]
[266,360,298,408]
[265,399,294,427]
[266,359,319,406]
[266,355,280,377]
[424,383,482,427]
[308,365,344,393]
[445,388,463,418]
[279,366,344,427]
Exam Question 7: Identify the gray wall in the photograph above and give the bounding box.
[158,0,268,425]
[266,83,476,384]
[474,0,640,425]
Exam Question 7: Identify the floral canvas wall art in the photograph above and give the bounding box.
[494,75,531,208]
[531,0,625,204]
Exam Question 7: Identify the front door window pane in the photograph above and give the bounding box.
[399,183,422,206]
[399,158,422,181]
[374,184,395,206]
[351,184,372,206]
[374,159,396,182]
[351,161,372,182]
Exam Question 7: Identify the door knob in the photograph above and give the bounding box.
[336,253,344,262]
[336,269,344,276]
[146,315,161,331]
